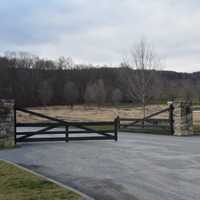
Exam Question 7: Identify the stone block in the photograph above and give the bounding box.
[0,99,15,149]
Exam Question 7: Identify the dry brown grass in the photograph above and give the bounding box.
[193,111,200,125]
[17,104,169,123]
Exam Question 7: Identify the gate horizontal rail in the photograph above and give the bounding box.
[18,136,115,143]
[16,121,115,127]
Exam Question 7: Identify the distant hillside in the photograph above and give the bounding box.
[0,56,199,107]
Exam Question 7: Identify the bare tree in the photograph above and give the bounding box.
[4,51,38,69]
[84,79,106,106]
[112,88,123,105]
[38,80,53,106]
[122,40,160,118]
[95,79,106,106]
[57,57,74,70]
[179,79,195,101]
[84,82,97,104]
[63,81,79,108]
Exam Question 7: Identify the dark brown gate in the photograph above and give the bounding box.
[119,104,174,135]
[15,107,119,143]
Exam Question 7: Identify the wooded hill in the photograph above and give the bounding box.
[0,56,199,107]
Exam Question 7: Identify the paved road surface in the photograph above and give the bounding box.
[1,132,200,200]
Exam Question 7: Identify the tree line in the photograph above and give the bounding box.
[0,52,200,107]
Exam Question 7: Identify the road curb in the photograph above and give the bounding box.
[0,159,94,200]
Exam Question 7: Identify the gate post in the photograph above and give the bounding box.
[114,116,119,141]
[168,102,174,135]
[14,104,16,145]
[0,99,15,148]
[65,125,69,142]
[173,99,193,136]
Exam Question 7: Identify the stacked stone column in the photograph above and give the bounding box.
[0,99,15,148]
[173,100,193,136]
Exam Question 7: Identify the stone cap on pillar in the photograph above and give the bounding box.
[0,99,15,104]
[0,99,15,115]
[0,99,15,108]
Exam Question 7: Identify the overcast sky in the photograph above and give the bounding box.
[0,0,200,72]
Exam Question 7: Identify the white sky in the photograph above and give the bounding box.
[0,0,200,72]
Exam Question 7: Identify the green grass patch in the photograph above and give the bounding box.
[193,105,200,110]
[193,125,200,133]
[0,160,83,200]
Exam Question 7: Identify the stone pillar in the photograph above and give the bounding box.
[173,100,193,136]
[0,99,15,148]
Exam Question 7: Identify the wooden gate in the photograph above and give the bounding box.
[119,104,174,135]
[15,107,119,143]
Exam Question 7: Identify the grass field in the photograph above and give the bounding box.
[0,160,82,200]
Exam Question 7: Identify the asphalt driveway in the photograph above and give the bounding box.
[1,132,200,200]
